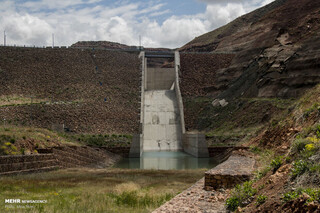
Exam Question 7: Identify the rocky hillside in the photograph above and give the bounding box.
[223,84,320,212]
[179,0,320,211]
[0,47,140,134]
[181,0,320,99]
[179,0,320,141]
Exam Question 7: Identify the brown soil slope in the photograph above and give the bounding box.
[0,47,140,134]
[180,0,320,99]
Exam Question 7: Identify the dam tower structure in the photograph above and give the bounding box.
[130,51,186,156]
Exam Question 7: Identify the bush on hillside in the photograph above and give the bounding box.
[226,181,257,211]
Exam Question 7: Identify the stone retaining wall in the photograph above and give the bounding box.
[0,146,121,176]
[204,155,255,190]
[0,154,59,175]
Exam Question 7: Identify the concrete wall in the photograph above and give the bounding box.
[143,90,182,151]
[146,68,175,90]
[129,134,143,157]
[174,51,186,134]
[130,52,145,157]
[183,133,209,157]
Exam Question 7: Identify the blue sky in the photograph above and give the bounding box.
[0,0,274,48]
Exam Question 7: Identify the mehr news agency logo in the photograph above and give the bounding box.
[5,199,47,204]
[4,198,47,209]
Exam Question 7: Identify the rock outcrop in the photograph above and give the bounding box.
[180,0,320,99]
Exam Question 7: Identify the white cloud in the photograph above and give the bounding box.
[0,0,275,48]
[261,0,275,5]
[205,3,246,29]
[0,11,53,46]
[138,16,208,47]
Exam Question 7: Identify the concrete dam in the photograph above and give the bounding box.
[130,51,209,158]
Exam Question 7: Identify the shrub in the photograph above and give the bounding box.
[256,194,267,205]
[254,167,270,180]
[84,136,106,146]
[226,196,240,211]
[270,156,283,172]
[282,188,320,203]
[305,143,316,152]
[291,138,309,154]
[112,191,138,207]
[291,160,309,178]
[282,191,300,202]
[304,188,320,203]
[306,136,320,143]
[226,181,257,211]
[303,103,320,118]
[107,191,173,207]
[250,146,261,154]
[258,184,265,190]
[0,142,19,155]
[316,125,320,138]
[309,163,320,173]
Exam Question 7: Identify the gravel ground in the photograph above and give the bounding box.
[153,178,230,213]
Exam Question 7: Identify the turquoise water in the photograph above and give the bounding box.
[114,151,219,170]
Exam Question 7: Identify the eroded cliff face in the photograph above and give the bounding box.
[180,0,320,99]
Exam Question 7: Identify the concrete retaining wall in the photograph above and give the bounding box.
[183,133,209,157]
[174,51,186,134]
[130,52,145,157]
[129,134,143,157]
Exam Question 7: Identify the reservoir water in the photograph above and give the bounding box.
[114,151,219,170]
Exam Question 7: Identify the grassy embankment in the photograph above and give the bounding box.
[0,125,78,155]
[0,124,133,155]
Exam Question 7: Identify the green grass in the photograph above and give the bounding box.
[0,125,77,154]
[289,128,320,180]
[244,98,295,110]
[282,188,320,203]
[0,95,48,107]
[206,125,264,146]
[0,168,205,212]
[256,194,268,206]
